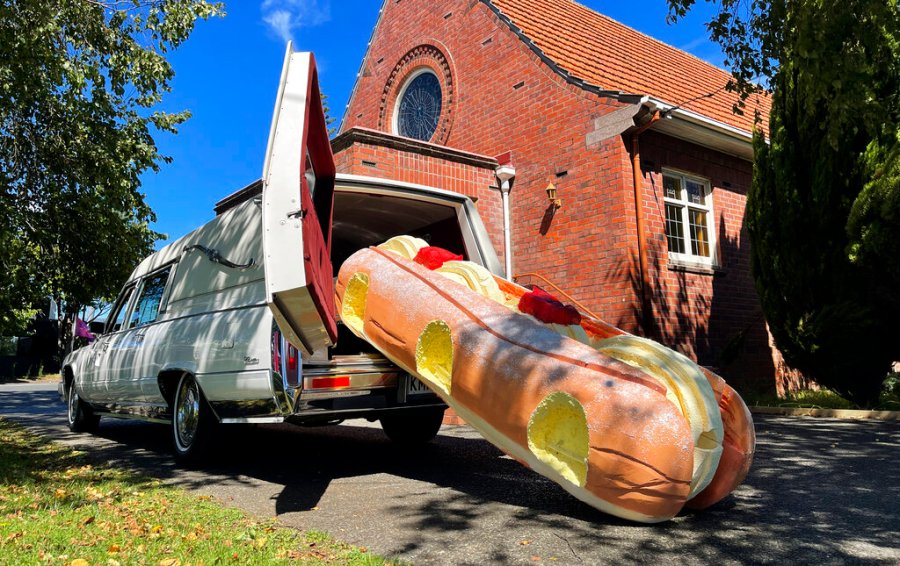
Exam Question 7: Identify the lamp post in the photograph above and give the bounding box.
[495,164,516,280]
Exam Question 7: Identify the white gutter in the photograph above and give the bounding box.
[495,165,516,280]
[645,97,756,143]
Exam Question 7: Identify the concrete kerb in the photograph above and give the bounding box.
[750,406,900,421]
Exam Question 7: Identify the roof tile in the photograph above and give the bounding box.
[488,0,769,134]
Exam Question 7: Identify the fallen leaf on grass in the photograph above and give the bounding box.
[82,516,95,526]
[70,559,90,566]
[520,540,531,546]
[157,559,180,566]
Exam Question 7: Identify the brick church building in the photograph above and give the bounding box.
[331,0,800,395]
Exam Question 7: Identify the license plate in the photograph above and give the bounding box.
[407,376,431,395]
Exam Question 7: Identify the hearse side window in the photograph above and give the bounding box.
[108,285,136,333]
[128,267,172,328]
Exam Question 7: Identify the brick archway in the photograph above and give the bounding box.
[379,44,454,145]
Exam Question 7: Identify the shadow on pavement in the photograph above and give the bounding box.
[2,387,898,564]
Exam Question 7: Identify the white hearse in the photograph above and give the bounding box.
[60,50,502,461]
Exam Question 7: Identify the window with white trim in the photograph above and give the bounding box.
[662,171,716,264]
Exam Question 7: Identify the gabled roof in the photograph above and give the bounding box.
[486,0,768,134]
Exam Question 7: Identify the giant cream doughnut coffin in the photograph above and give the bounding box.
[337,246,715,523]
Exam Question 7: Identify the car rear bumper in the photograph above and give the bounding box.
[204,366,444,424]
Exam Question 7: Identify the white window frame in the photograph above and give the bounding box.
[662,169,717,267]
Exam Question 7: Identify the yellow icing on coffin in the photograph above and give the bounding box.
[341,272,369,335]
[593,335,723,499]
[377,235,429,259]
[548,323,591,346]
[415,320,453,395]
[527,392,589,487]
[435,260,505,304]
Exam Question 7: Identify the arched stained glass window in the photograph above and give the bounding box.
[395,70,443,142]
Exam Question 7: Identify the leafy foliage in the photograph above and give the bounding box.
[667,0,786,119]
[847,130,900,318]
[322,92,338,136]
[668,0,900,405]
[0,0,223,336]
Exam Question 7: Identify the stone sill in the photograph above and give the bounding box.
[668,261,724,276]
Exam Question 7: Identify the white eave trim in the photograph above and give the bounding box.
[641,97,758,161]
[647,97,753,141]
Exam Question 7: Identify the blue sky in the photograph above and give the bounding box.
[143,0,724,246]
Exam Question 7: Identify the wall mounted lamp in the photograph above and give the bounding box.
[546,182,562,209]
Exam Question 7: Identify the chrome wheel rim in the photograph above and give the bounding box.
[67,385,78,424]
[174,377,200,451]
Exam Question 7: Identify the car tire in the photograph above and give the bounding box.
[380,407,445,446]
[171,373,217,464]
[67,380,100,433]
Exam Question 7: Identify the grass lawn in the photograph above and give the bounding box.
[745,380,900,411]
[0,417,402,565]
[0,372,61,385]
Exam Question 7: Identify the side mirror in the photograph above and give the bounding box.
[89,321,106,336]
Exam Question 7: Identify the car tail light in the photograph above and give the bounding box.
[288,344,298,372]
[272,324,301,387]
[272,328,283,371]
[310,376,351,389]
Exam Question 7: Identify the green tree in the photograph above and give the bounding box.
[322,92,337,137]
[0,1,223,340]
[667,0,900,405]
[847,131,900,321]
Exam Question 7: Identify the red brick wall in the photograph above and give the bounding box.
[341,0,787,395]
[344,0,644,333]
[636,132,771,390]
[332,129,504,258]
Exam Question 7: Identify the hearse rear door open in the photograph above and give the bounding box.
[262,46,338,357]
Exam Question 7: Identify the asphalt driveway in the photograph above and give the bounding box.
[2,382,898,565]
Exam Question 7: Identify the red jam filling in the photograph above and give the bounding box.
[518,286,582,326]
[414,246,463,270]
